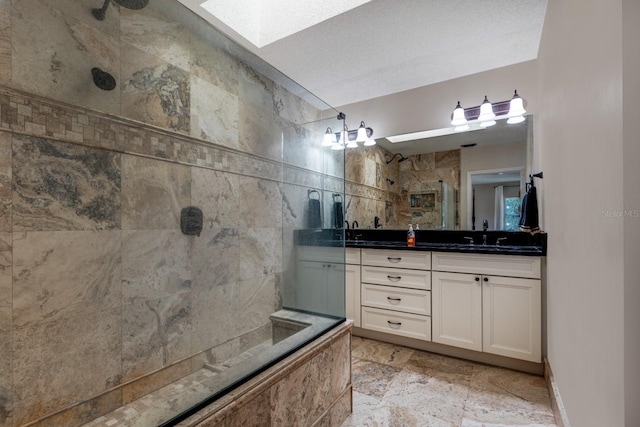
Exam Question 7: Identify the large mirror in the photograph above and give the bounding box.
[346,116,532,231]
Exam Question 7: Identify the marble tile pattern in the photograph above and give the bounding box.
[0,132,10,232]
[0,0,346,424]
[12,135,121,231]
[10,0,121,115]
[345,145,461,229]
[342,337,557,427]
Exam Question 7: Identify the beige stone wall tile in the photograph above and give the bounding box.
[122,293,192,382]
[190,75,239,149]
[121,155,191,230]
[10,0,120,114]
[238,176,282,228]
[238,227,282,281]
[237,64,283,162]
[0,233,10,334]
[234,274,280,334]
[122,358,192,404]
[26,388,122,427]
[12,135,121,231]
[12,308,122,426]
[191,168,240,229]
[0,133,8,232]
[12,230,121,328]
[120,42,190,134]
[191,228,239,290]
[0,330,11,427]
[122,229,192,305]
[0,1,10,86]
[120,5,192,72]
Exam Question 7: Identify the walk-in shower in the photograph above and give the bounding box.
[0,1,348,426]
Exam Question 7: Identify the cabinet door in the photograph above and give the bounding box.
[345,263,361,327]
[296,261,328,314]
[482,275,541,362]
[432,271,482,351]
[326,263,346,318]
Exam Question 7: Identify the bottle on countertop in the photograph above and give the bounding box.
[415,223,420,230]
[407,224,415,247]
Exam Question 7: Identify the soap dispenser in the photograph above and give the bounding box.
[407,224,415,247]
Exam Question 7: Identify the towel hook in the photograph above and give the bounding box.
[307,189,320,200]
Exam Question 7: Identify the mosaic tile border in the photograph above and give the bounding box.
[0,85,334,188]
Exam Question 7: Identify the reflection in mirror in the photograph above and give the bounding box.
[345,116,532,230]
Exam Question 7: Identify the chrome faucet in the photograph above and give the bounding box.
[352,220,359,229]
[463,236,474,245]
[482,219,489,232]
[374,216,382,229]
[496,237,508,246]
[344,221,349,229]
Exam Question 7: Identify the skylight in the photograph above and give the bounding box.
[200,0,373,48]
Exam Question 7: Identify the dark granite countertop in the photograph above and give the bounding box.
[294,229,546,256]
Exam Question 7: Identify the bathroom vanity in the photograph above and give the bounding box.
[294,228,546,373]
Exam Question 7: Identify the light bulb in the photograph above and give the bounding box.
[451,101,467,126]
[356,121,367,142]
[322,127,337,147]
[477,96,495,122]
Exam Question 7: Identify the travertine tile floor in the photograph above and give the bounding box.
[342,337,557,427]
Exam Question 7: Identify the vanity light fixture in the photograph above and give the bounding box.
[322,127,337,146]
[507,90,526,124]
[325,116,375,149]
[478,96,496,127]
[450,90,527,131]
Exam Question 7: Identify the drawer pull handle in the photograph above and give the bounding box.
[387,296,402,302]
[387,275,402,282]
[387,257,402,263]
[387,320,402,328]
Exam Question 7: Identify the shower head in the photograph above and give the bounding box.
[92,68,117,91]
[93,0,149,21]
[385,153,409,164]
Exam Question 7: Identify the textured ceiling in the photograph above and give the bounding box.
[181,0,548,107]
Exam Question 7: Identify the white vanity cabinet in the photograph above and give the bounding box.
[345,248,361,327]
[431,252,542,363]
[360,249,432,341]
[296,246,346,318]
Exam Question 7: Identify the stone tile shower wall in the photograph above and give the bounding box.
[0,1,339,426]
[345,146,460,229]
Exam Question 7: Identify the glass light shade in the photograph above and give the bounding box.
[508,91,526,117]
[480,119,496,128]
[507,115,525,124]
[363,137,376,146]
[451,102,467,126]
[477,96,495,122]
[356,121,367,142]
[454,124,470,132]
[322,127,337,146]
[346,139,358,148]
[331,141,345,150]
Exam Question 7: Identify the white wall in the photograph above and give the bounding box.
[622,1,640,425]
[537,0,629,425]
[338,61,539,138]
[460,141,526,229]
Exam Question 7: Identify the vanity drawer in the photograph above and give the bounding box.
[361,307,431,341]
[361,249,431,270]
[432,252,541,279]
[345,247,361,264]
[361,283,431,316]
[361,266,431,290]
[297,245,345,263]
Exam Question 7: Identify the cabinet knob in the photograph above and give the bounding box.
[475,277,480,281]
[483,277,489,282]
